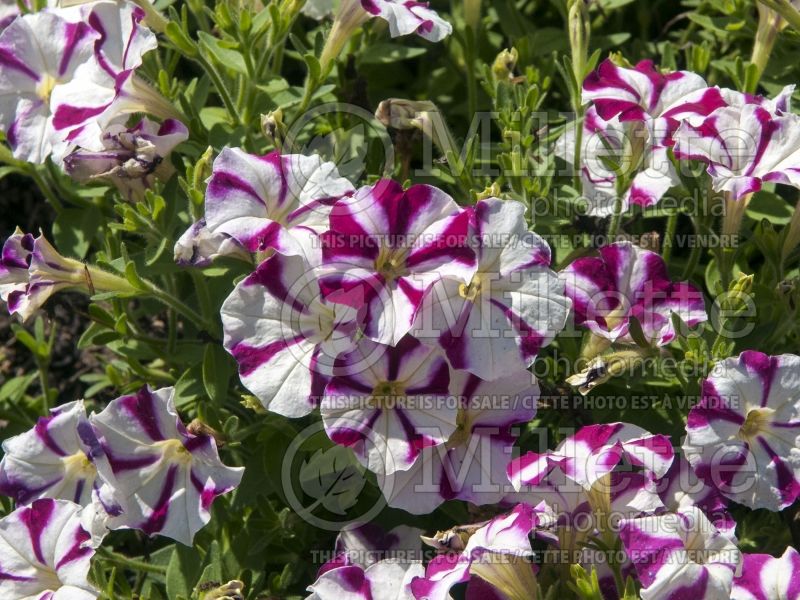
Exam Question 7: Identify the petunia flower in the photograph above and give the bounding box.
[89,385,244,545]
[379,368,538,514]
[673,103,800,199]
[319,0,452,69]
[410,197,569,380]
[319,179,475,346]
[410,503,544,600]
[50,1,175,153]
[682,351,800,511]
[0,401,120,514]
[0,229,137,320]
[63,117,188,201]
[0,11,99,162]
[307,523,424,600]
[560,241,707,347]
[731,547,800,600]
[203,147,354,258]
[221,253,361,418]
[555,106,680,216]
[619,506,741,600]
[582,59,725,139]
[508,423,673,532]
[0,498,99,599]
[320,335,457,475]
[173,218,250,267]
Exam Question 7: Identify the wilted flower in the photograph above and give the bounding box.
[380,369,538,513]
[203,148,354,258]
[319,179,475,346]
[0,498,99,599]
[560,241,707,347]
[89,386,244,545]
[221,253,360,417]
[64,117,188,201]
[411,198,570,380]
[683,351,800,511]
[174,218,250,267]
[0,401,120,513]
[731,547,800,600]
[320,335,456,475]
[619,506,741,600]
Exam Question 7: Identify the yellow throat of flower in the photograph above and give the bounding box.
[739,407,775,440]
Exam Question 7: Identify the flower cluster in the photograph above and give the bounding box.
[0,386,242,553]
[212,156,570,510]
[564,58,800,215]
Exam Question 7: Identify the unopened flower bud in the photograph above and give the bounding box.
[491,48,518,82]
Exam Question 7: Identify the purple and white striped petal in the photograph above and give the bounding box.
[320,180,476,345]
[731,547,800,600]
[204,148,354,257]
[380,369,538,513]
[89,386,244,545]
[307,559,424,600]
[674,103,800,199]
[683,351,800,511]
[0,228,32,308]
[360,0,452,41]
[0,401,120,513]
[320,335,456,475]
[411,198,569,380]
[410,504,541,600]
[582,59,723,127]
[221,253,360,417]
[0,498,98,599]
[655,454,736,538]
[174,218,250,267]
[327,524,424,571]
[619,506,740,600]
[0,11,98,162]
[50,1,160,151]
[561,241,707,346]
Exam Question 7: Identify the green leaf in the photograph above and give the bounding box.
[202,343,234,405]
[166,545,202,599]
[746,191,794,225]
[298,445,366,515]
[198,31,248,75]
[357,43,427,64]
[52,207,102,259]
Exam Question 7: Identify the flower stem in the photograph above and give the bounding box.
[97,549,167,575]
[662,210,678,262]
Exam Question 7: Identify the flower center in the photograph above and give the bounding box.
[61,451,95,480]
[154,439,193,464]
[458,274,482,302]
[368,380,406,409]
[36,74,59,103]
[34,565,62,593]
[445,410,472,449]
[739,407,775,440]
[375,246,408,282]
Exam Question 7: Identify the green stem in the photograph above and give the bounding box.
[29,168,63,213]
[607,194,623,240]
[143,280,219,337]
[196,54,243,126]
[97,549,167,575]
[662,211,678,262]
